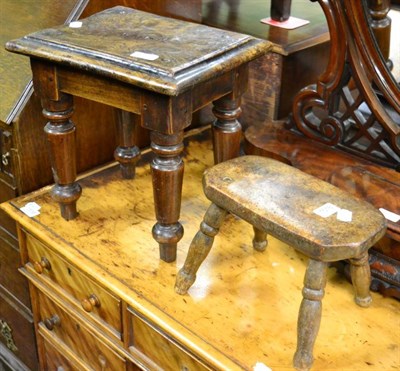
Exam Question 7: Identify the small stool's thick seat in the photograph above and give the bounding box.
[175,155,387,370]
[5,6,271,262]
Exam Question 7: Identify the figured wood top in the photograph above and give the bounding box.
[0,131,399,370]
[5,6,271,96]
[203,156,387,261]
[0,0,86,123]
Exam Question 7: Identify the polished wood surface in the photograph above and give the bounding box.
[2,128,399,370]
[6,6,271,261]
[202,0,329,55]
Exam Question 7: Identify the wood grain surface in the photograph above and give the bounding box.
[2,129,399,370]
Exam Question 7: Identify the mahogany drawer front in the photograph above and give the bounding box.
[128,308,209,371]
[37,289,126,371]
[25,232,122,337]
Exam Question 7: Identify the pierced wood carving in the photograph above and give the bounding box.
[290,0,400,170]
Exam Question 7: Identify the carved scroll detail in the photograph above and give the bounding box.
[291,0,400,169]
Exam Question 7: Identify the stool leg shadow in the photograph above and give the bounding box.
[294,259,327,371]
[350,251,372,307]
[175,203,228,295]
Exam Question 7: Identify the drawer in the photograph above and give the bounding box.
[25,232,122,338]
[37,289,126,371]
[128,308,209,371]
[41,335,85,371]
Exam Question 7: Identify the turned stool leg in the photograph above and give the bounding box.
[211,64,248,164]
[294,259,327,371]
[42,93,82,220]
[212,94,242,164]
[175,203,228,295]
[114,110,141,179]
[349,251,372,307]
[252,227,268,252]
[150,131,185,263]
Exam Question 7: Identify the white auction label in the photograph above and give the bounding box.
[130,51,159,61]
[69,21,82,28]
[20,202,41,217]
[379,208,400,223]
[313,203,340,218]
[337,208,352,222]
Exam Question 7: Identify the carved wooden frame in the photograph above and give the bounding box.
[290,0,400,170]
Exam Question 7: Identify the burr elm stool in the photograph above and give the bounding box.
[175,155,387,370]
[5,6,270,262]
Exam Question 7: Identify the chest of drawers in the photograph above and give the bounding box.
[15,224,216,370]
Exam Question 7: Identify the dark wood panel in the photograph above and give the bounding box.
[0,238,30,308]
[81,0,202,21]
[0,287,37,371]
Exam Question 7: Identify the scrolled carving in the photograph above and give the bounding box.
[292,86,344,146]
[291,0,400,170]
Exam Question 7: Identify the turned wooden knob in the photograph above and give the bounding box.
[33,257,51,274]
[81,294,100,312]
[44,314,60,331]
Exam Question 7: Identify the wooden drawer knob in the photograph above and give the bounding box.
[81,294,100,312]
[44,314,60,331]
[33,257,51,274]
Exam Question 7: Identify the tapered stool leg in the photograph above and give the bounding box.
[252,227,268,252]
[350,251,372,307]
[42,93,82,220]
[175,203,228,295]
[293,259,327,371]
[150,131,185,263]
[114,110,141,179]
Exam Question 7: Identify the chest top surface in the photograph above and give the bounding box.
[5,6,271,95]
[1,132,399,370]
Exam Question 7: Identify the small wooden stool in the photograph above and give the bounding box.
[5,7,270,262]
[175,156,387,370]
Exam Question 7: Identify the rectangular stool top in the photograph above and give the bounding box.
[5,6,271,95]
[203,156,387,261]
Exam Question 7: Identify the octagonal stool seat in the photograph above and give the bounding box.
[175,155,387,370]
